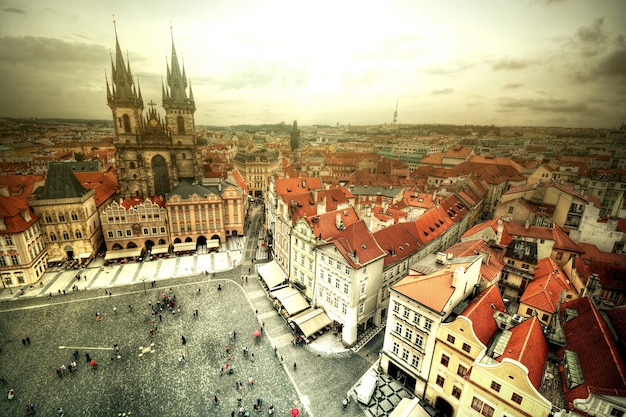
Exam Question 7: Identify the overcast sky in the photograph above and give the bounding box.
[0,0,624,128]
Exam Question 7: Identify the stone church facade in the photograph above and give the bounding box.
[106,28,202,199]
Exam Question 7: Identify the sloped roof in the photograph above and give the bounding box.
[326,220,386,269]
[282,192,318,221]
[559,297,626,408]
[446,239,504,283]
[0,174,45,198]
[275,177,323,196]
[317,188,349,211]
[605,306,626,346]
[461,285,506,346]
[74,170,118,208]
[497,316,548,390]
[0,196,39,233]
[462,217,500,240]
[37,162,88,200]
[373,223,422,268]
[520,258,573,313]
[552,224,584,253]
[168,180,218,199]
[309,207,360,241]
[576,243,626,291]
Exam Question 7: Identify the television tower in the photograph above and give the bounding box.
[392,100,398,127]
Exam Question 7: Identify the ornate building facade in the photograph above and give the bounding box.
[106,27,202,198]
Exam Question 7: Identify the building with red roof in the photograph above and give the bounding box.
[315,220,386,346]
[0,196,47,288]
[381,256,482,398]
[557,297,626,417]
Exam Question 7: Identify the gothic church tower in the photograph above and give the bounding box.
[107,25,201,198]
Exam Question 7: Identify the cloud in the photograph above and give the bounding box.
[503,83,524,89]
[421,60,474,75]
[432,88,454,95]
[497,97,590,114]
[595,47,626,78]
[568,18,610,57]
[1,7,27,14]
[492,57,534,71]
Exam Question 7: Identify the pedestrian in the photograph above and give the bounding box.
[181,335,186,345]
[128,304,133,312]
[85,353,91,363]
[109,292,112,298]
[159,313,162,321]
[193,309,198,317]
[105,290,108,295]
[273,346,277,356]
[231,411,235,417]
[229,331,233,340]
[113,306,117,316]
[293,362,297,371]
[233,330,236,340]
[179,353,186,365]
[251,352,255,361]
[225,345,230,354]
[197,288,201,294]
[57,407,64,416]
[22,338,26,346]
[72,350,79,360]
[248,376,254,386]
[90,359,97,370]
[245,276,248,283]
[241,276,244,283]
[214,394,219,405]
[7,388,14,400]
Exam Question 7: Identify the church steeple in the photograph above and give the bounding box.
[163,27,195,109]
[107,20,143,139]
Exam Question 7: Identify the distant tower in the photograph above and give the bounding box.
[290,120,300,151]
[392,99,398,128]
[107,23,201,198]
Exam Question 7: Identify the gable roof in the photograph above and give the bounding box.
[275,177,323,196]
[520,258,573,313]
[445,239,505,283]
[327,220,386,269]
[461,285,507,346]
[497,316,548,390]
[373,223,422,268]
[0,196,39,233]
[308,207,360,241]
[558,297,626,408]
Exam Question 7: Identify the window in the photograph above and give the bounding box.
[75,230,82,239]
[5,236,13,246]
[452,386,462,399]
[343,283,349,294]
[395,323,402,335]
[416,334,423,347]
[440,354,450,367]
[482,404,494,417]
[392,342,399,355]
[610,409,625,417]
[58,214,65,222]
[393,302,400,313]
[0,256,5,266]
[511,393,523,404]
[556,251,563,260]
[143,228,149,235]
[360,281,366,294]
[471,397,484,412]
[447,334,455,344]
[411,355,420,369]
[401,348,409,361]
[508,206,514,214]
[521,263,529,270]
[62,231,70,240]
[541,313,549,322]
[457,365,467,377]
[45,214,52,223]
[71,212,78,221]
[50,232,57,241]
[425,319,433,330]
[462,343,471,353]
[404,328,412,341]
[436,375,445,387]
[413,313,421,325]
[403,308,410,319]
[117,230,123,237]
[335,278,340,289]
[359,303,364,314]
[126,230,132,237]
[526,308,534,315]
[10,254,19,265]
[490,381,501,392]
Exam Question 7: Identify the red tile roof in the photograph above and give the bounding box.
[0,196,39,233]
[605,306,626,346]
[308,208,360,241]
[461,285,507,346]
[445,239,505,283]
[497,316,548,390]
[327,220,386,269]
[461,217,500,240]
[575,243,626,292]
[373,223,422,268]
[74,170,118,208]
[275,177,323,196]
[317,188,350,212]
[0,174,46,197]
[558,297,626,409]
[520,258,573,313]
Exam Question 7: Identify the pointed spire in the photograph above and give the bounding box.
[108,19,142,107]
[163,24,194,109]
[189,79,194,102]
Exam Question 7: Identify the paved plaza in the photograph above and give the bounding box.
[0,207,382,416]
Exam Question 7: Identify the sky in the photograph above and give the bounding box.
[0,0,624,128]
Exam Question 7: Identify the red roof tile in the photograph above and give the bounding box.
[558,297,626,408]
[373,223,422,268]
[0,196,39,233]
[309,208,360,241]
[327,220,386,269]
[520,258,573,313]
[498,316,548,390]
[461,285,507,346]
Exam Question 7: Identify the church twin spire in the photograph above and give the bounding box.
[107,22,194,111]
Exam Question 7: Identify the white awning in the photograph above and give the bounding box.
[48,256,64,263]
[173,242,197,252]
[150,244,170,255]
[289,308,332,337]
[257,260,288,289]
[270,286,309,316]
[104,248,142,261]
[78,253,92,259]
[206,239,220,248]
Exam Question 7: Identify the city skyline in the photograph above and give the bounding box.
[0,0,624,128]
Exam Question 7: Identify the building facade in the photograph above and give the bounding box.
[107,28,201,198]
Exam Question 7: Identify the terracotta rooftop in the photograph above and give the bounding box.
[445,239,504,283]
[0,196,39,234]
[520,258,573,313]
[497,316,548,390]
[327,220,386,269]
[373,223,422,268]
[460,285,507,346]
[275,177,323,196]
[558,297,626,409]
[308,207,360,241]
